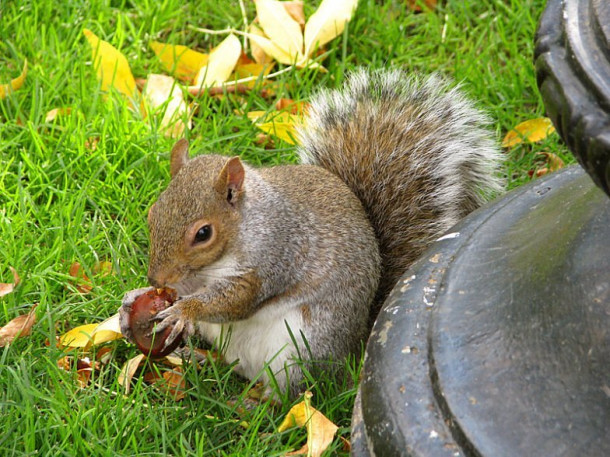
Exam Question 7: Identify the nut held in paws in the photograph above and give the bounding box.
[128,287,182,358]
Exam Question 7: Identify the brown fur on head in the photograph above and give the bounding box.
[147,140,245,290]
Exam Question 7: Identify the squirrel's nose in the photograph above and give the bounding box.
[148,275,163,289]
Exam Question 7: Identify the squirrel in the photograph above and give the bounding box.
[119,68,503,397]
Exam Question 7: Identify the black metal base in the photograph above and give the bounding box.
[352,166,610,456]
[535,0,610,196]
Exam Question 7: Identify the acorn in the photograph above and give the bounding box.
[128,287,182,358]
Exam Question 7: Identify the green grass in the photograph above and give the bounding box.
[0,0,571,455]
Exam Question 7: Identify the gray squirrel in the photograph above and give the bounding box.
[119,68,503,396]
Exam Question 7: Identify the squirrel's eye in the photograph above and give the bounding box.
[194,225,213,244]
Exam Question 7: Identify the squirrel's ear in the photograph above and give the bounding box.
[170,139,190,178]
[215,157,245,205]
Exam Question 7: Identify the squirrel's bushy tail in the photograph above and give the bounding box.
[297,68,503,312]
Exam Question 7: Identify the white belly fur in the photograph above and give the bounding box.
[196,302,305,390]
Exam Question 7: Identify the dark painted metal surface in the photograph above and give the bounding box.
[535,0,610,196]
[352,1,610,454]
[352,166,610,456]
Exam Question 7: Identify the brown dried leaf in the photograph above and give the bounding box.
[144,367,187,401]
[85,137,100,151]
[118,353,146,394]
[0,304,37,347]
[68,262,92,293]
[538,152,565,172]
[274,98,309,115]
[0,267,20,297]
[160,368,187,401]
[68,261,113,294]
[248,23,275,64]
[283,1,306,28]
[406,0,438,12]
[58,355,100,388]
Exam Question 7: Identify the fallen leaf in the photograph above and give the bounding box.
[283,1,306,27]
[146,367,186,401]
[406,0,437,11]
[248,24,275,65]
[68,260,113,294]
[234,62,275,80]
[90,313,122,345]
[143,74,192,138]
[538,152,565,172]
[275,98,309,115]
[96,346,113,364]
[0,267,20,298]
[303,0,358,58]
[118,353,146,394]
[85,137,100,151]
[502,117,556,148]
[150,42,208,82]
[68,262,92,293]
[278,391,338,457]
[194,34,242,89]
[530,152,565,178]
[0,304,37,347]
[59,323,98,348]
[248,110,303,144]
[45,108,72,122]
[255,0,304,62]
[246,31,296,66]
[58,355,100,388]
[0,59,28,99]
[83,29,139,104]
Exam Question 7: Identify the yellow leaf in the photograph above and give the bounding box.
[118,353,146,394]
[91,313,122,345]
[248,110,302,144]
[234,62,274,80]
[59,324,99,348]
[278,391,338,457]
[502,117,556,148]
[150,42,208,83]
[143,74,191,138]
[194,34,242,88]
[248,24,274,65]
[233,62,275,88]
[304,0,358,58]
[255,0,304,62]
[283,1,306,27]
[246,32,296,66]
[83,29,138,102]
[0,59,27,99]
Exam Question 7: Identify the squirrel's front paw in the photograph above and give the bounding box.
[118,286,154,343]
[154,300,196,350]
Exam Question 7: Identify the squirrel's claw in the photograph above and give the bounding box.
[155,301,195,349]
[162,320,184,350]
